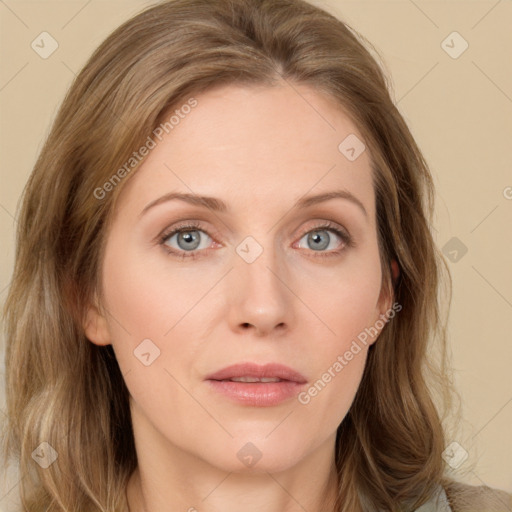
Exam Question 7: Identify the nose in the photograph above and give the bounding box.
[225,241,295,337]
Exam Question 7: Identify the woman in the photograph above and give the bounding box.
[1,0,510,511]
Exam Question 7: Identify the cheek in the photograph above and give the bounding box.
[295,346,368,448]
[294,254,382,410]
[100,249,205,434]
[294,272,380,428]
[102,233,221,331]
[99,239,203,373]
[300,252,384,348]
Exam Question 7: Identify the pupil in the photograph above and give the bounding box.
[309,230,329,251]
[179,231,200,250]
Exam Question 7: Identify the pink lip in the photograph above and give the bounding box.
[205,362,307,383]
[205,362,308,407]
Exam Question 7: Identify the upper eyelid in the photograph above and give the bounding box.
[159,220,349,246]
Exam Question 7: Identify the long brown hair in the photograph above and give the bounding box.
[1,0,459,510]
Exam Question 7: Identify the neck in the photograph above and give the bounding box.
[126,441,339,512]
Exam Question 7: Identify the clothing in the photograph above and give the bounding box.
[414,485,452,511]
[413,481,512,512]
[442,480,512,512]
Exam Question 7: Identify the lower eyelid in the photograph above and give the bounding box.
[295,228,349,250]
[159,224,351,256]
[161,229,213,250]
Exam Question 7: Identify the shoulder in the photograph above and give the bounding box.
[411,481,512,512]
[443,479,512,512]
[413,484,452,512]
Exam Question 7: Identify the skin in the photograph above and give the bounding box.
[84,81,398,512]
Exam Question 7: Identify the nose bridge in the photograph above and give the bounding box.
[227,233,293,334]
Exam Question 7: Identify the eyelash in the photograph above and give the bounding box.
[157,220,354,260]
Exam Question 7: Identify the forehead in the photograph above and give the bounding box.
[114,82,375,222]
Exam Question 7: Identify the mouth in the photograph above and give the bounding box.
[205,362,307,383]
[205,362,307,406]
[220,377,285,383]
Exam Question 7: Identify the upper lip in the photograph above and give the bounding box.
[205,363,307,383]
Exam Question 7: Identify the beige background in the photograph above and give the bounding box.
[1,0,511,509]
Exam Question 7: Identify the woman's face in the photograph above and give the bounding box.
[85,82,393,474]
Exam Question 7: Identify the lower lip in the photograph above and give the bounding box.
[206,379,306,406]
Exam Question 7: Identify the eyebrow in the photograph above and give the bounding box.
[138,189,368,219]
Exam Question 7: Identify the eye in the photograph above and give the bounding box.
[158,221,215,259]
[295,222,353,257]
[157,220,353,260]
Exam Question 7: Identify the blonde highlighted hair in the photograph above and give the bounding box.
[2,0,462,510]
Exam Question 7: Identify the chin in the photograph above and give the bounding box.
[205,436,308,474]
